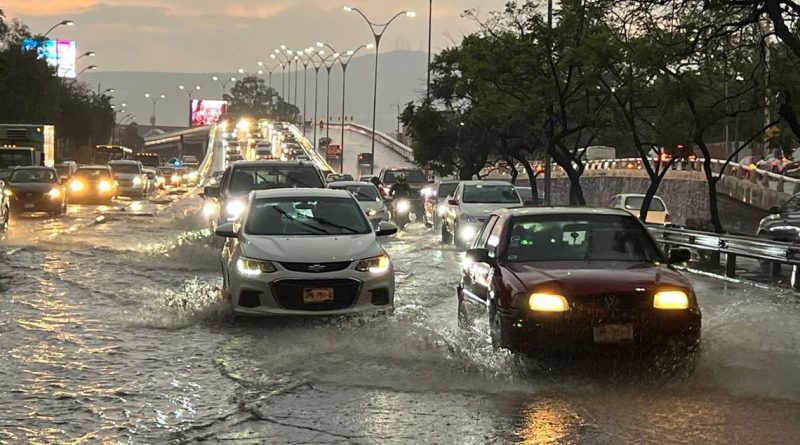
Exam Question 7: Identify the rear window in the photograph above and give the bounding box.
[463,184,520,204]
[330,184,380,202]
[227,166,323,193]
[624,196,666,212]
[437,182,458,198]
[383,170,427,184]
[77,168,111,179]
[109,163,141,174]
[9,168,56,183]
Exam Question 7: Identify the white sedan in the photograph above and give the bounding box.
[441,180,523,248]
[216,188,398,316]
[610,193,671,224]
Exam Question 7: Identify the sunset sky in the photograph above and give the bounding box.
[5,0,511,73]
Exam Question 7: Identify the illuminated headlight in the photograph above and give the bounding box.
[396,200,411,213]
[98,180,112,193]
[528,293,570,312]
[355,255,391,274]
[202,202,216,218]
[188,172,198,180]
[70,180,84,193]
[157,177,166,185]
[437,204,448,216]
[236,257,277,276]
[459,225,477,241]
[132,176,142,186]
[461,214,479,223]
[171,175,180,184]
[48,188,61,200]
[3,189,12,197]
[653,290,689,310]
[368,208,379,216]
[226,200,246,219]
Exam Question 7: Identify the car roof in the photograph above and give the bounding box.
[232,160,317,168]
[108,160,139,163]
[614,193,663,200]
[498,206,634,218]
[78,165,111,169]
[460,180,515,186]
[251,188,352,199]
[13,166,55,170]
[329,181,373,187]
[437,180,461,185]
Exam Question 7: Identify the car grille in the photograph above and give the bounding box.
[117,179,133,187]
[279,261,352,273]
[569,293,650,323]
[271,279,361,311]
[14,192,44,203]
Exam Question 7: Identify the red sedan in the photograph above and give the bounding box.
[457,207,701,354]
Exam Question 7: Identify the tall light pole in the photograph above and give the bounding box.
[272,50,292,100]
[318,42,342,140]
[344,6,416,174]
[77,51,95,61]
[293,54,300,119]
[258,61,282,90]
[544,0,553,206]
[281,45,294,105]
[212,75,236,96]
[336,44,374,173]
[76,65,98,77]
[297,50,313,134]
[179,84,201,100]
[427,0,433,97]
[310,49,337,150]
[144,93,166,128]
[42,19,74,39]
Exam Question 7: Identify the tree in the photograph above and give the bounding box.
[224,75,299,123]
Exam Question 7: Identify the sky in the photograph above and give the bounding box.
[5,0,510,73]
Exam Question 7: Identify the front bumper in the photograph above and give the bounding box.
[230,263,395,316]
[10,196,61,213]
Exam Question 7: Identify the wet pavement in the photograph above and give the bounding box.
[2,183,800,444]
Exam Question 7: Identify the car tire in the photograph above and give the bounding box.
[489,305,518,352]
[441,222,453,245]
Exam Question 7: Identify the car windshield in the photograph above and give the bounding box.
[463,184,520,204]
[438,182,458,198]
[516,188,532,201]
[245,196,371,236]
[330,184,380,202]
[624,196,666,212]
[9,169,55,183]
[505,215,663,263]
[228,166,323,193]
[383,170,427,184]
[0,150,33,169]
[55,166,71,177]
[76,168,111,180]
[159,168,176,175]
[110,164,140,174]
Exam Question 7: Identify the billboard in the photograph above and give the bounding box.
[190,99,228,127]
[22,38,77,78]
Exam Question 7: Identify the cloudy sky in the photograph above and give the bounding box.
[5,0,510,73]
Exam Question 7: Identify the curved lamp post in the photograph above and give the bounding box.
[76,65,98,77]
[43,20,74,39]
[212,76,236,96]
[336,44,374,172]
[310,49,338,150]
[144,93,166,127]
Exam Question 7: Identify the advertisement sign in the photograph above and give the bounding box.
[190,99,228,127]
[22,38,77,78]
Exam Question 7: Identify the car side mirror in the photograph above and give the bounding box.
[215,222,237,238]
[376,221,398,237]
[466,248,493,264]
[204,185,220,198]
[448,199,459,206]
[769,206,781,215]
[668,248,691,264]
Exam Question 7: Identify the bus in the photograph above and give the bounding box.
[94,145,133,164]
[135,152,161,168]
[0,124,55,171]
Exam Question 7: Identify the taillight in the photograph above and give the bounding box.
[664,213,671,223]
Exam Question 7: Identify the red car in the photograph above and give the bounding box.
[457,207,701,354]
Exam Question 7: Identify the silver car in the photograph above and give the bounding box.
[217,188,398,316]
[441,180,523,248]
[328,181,389,227]
[108,160,147,198]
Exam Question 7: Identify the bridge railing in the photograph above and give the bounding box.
[287,124,334,174]
[647,223,800,289]
[331,123,414,162]
[197,123,217,181]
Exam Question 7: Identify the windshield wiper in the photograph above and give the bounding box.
[304,215,361,234]
[271,207,330,235]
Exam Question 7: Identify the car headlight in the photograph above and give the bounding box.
[48,188,61,200]
[188,172,198,180]
[458,225,477,241]
[461,214,479,223]
[236,257,277,276]
[355,255,391,274]
[438,204,448,216]
[528,293,570,312]
[368,208,378,216]
[157,177,166,184]
[70,180,84,193]
[396,200,411,213]
[3,189,12,197]
[171,174,181,184]
[653,290,689,310]
[226,200,246,219]
[132,176,142,186]
[98,180,112,193]
[202,202,216,218]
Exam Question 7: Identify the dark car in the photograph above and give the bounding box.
[203,161,327,237]
[757,193,800,241]
[326,173,355,183]
[422,180,459,229]
[6,166,67,216]
[70,165,118,204]
[378,167,430,216]
[457,207,700,354]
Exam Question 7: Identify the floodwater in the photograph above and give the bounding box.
[1,190,800,444]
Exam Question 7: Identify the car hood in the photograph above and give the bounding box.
[358,201,385,212]
[460,202,520,217]
[240,233,382,262]
[8,182,55,193]
[504,261,690,295]
[113,173,140,179]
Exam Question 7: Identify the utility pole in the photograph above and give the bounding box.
[544,0,553,206]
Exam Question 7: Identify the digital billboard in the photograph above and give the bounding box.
[22,38,77,78]
[190,99,228,127]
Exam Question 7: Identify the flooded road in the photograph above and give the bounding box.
[2,190,800,444]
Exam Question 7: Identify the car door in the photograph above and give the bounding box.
[472,217,506,303]
[462,215,498,316]
[446,184,462,232]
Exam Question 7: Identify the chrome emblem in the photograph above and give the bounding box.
[603,295,619,310]
[307,264,326,272]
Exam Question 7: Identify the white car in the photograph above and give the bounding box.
[327,181,389,227]
[610,193,671,224]
[441,180,523,248]
[216,188,398,316]
[108,160,147,198]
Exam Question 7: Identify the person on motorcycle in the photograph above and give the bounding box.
[370,176,387,199]
[389,174,412,199]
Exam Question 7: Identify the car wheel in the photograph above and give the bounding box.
[441,222,453,245]
[489,305,517,351]
[457,295,469,330]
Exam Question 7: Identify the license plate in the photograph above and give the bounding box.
[303,288,334,304]
[24,203,35,209]
[593,324,634,344]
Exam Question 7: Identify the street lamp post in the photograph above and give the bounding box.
[336,44,374,173]
[77,51,95,61]
[76,65,98,77]
[258,61,282,90]
[144,93,166,128]
[179,84,201,100]
[298,50,313,135]
[272,50,292,100]
[344,6,416,174]
[318,43,342,140]
[427,0,433,97]
[42,19,74,39]
[212,76,236,96]
[310,50,337,151]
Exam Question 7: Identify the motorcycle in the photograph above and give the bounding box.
[389,197,411,230]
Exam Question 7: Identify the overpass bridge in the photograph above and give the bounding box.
[142,125,213,162]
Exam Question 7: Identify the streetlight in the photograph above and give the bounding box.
[212,76,236,96]
[344,6,416,173]
[77,51,95,61]
[272,50,292,101]
[179,84,201,101]
[317,42,342,140]
[144,93,166,127]
[76,65,98,76]
[310,49,338,150]
[296,50,314,134]
[43,19,74,39]
[258,61,282,90]
[427,0,433,97]
[336,44,374,173]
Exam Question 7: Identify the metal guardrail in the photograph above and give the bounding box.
[330,123,415,162]
[287,124,334,174]
[647,224,800,289]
